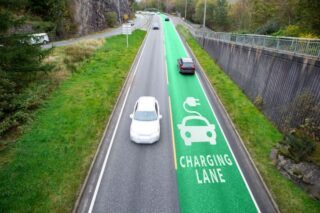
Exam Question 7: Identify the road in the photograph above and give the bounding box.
[43,14,150,48]
[75,15,180,213]
[75,14,277,213]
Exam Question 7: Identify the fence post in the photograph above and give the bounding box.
[294,39,298,54]
[263,37,266,48]
[290,39,294,51]
[276,39,280,50]
[305,40,310,55]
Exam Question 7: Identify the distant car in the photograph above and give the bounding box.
[165,17,170,21]
[130,96,162,144]
[177,57,195,74]
[152,23,160,30]
[29,33,49,45]
[128,20,134,26]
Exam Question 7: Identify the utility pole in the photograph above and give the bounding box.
[202,0,207,47]
[184,0,188,20]
[158,0,160,12]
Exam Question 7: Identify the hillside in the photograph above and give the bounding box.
[2,0,133,40]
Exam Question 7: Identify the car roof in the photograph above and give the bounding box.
[137,96,156,111]
[181,58,193,63]
[32,33,47,36]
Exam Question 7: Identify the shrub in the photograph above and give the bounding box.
[254,96,263,109]
[280,132,316,162]
[105,12,118,27]
[123,14,129,22]
[299,33,319,39]
[0,75,18,135]
[255,20,280,35]
[273,25,303,37]
[32,21,55,33]
[63,43,98,72]
[284,91,320,141]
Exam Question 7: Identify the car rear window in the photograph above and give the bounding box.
[134,111,157,121]
[183,62,194,68]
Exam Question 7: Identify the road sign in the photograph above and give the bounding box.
[122,24,132,48]
[122,24,132,35]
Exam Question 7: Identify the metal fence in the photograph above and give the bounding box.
[183,21,320,58]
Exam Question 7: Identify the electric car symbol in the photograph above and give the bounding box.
[178,115,216,146]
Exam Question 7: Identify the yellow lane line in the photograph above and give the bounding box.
[168,96,177,170]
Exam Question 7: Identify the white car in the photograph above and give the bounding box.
[29,33,49,45]
[130,96,162,144]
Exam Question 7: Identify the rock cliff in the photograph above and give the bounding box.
[72,0,132,35]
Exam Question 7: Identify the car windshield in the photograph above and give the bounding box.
[183,62,194,68]
[134,111,157,121]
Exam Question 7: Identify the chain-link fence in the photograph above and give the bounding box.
[183,20,320,58]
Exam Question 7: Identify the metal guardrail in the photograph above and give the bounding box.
[183,20,320,58]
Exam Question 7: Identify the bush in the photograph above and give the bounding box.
[0,75,18,135]
[254,96,263,109]
[31,21,55,33]
[280,132,316,162]
[105,12,118,27]
[255,20,280,35]
[272,25,312,38]
[284,91,320,141]
[63,43,97,72]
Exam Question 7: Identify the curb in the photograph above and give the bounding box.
[72,28,150,213]
[178,29,280,213]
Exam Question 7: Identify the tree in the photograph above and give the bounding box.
[214,0,230,31]
[0,2,52,73]
[229,0,251,31]
[0,1,53,135]
[296,0,320,35]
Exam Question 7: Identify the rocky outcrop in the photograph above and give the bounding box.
[270,147,320,200]
[72,0,132,35]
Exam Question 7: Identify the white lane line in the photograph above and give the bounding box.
[170,20,261,212]
[87,29,151,213]
[160,16,169,85]
[195,74,261,213]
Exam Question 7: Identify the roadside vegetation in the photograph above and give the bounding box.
[177,25,320,212]
[0,30,146,212]
[0,39,104,152]
[139,0,319,38]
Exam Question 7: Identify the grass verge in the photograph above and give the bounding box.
[0,30,146,212]
[0,39,104,165]
[177,25,320,212]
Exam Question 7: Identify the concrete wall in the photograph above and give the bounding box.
[197,37,320,130]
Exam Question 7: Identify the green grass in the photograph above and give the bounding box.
[0,30,146,212]
[177,25,320,213]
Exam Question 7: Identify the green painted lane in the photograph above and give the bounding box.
[161,15,259,213]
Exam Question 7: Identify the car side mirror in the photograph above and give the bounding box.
[159,115,163,119]
[130,114,133,119]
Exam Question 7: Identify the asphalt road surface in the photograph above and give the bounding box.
[43,14,150,49]
[75,15,180,213]
[75,14,278,213]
